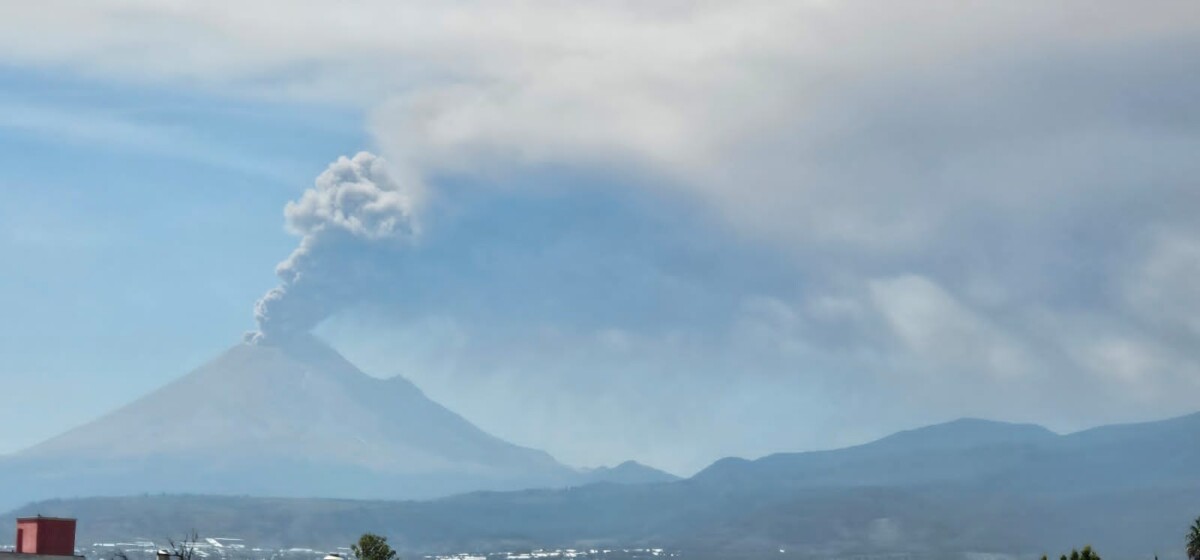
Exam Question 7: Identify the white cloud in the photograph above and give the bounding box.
[1,1,1197,251]
[0,99,302,180]
[867,275,1035,379]
[1122,227,1200,339]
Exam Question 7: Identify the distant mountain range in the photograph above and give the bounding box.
[7,412,1200,559]
[580,460,680,485]
[0,335,675,511]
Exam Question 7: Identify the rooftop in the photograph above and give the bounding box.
[0,554,85,560]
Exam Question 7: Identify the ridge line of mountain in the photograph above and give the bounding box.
[6,406,1199,558]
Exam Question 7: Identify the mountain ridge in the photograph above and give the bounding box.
[6,409,1200,559]
[0,335,580,509]
[579,460,679,485]
[23,336,565,472]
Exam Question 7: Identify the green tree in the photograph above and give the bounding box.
[1051,546,1099,560]
[352,533,397,560]
[1187,516,1200,560]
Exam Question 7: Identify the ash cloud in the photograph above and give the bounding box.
[248,151,417,344]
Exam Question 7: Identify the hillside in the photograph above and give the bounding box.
[579,461,679,485]
[0,334,577,509]
[8,412,1200,559]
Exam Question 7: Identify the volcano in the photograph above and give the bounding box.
[0,335,577,508]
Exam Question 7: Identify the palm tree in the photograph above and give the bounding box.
[1186,516,1200,560]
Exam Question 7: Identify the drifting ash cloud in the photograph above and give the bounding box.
[247,152,417,344]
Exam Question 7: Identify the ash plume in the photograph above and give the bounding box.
[247,152,417,344]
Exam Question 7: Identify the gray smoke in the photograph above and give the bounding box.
[247,151,417,344]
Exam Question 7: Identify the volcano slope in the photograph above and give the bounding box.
[0,334,576,508]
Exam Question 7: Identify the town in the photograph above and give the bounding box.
[2,517,675,560]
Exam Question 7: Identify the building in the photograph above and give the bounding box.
[1,517,84,560]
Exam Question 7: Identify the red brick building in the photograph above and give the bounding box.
[2,517,82,560]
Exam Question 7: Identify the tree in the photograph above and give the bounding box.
[1051,546,1100,560]
[166,531,200,560]
[109,531,198,560]
[352,533,397,560]
[1187,516,1200,560]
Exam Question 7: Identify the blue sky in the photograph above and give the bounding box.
[0,66,364,449]
[1,1,1199,474]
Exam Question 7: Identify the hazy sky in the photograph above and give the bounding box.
[1,1,1199,475]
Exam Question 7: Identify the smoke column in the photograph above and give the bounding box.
[247,152,417,344]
